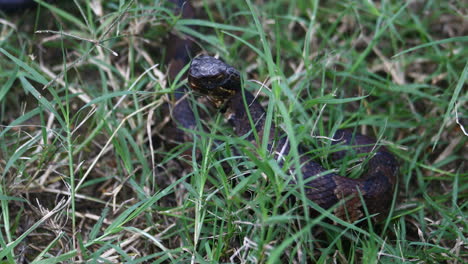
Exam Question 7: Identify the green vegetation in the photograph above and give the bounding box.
[0,0,466,263]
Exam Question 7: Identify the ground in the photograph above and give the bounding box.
[0,0,466,263]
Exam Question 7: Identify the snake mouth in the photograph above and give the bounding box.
[188,74,239,98]
[188,80,236,108]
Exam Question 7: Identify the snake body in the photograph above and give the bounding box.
[167,2,398,221]
[187,56,398,221]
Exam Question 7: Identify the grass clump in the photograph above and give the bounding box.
[0,0,466,263]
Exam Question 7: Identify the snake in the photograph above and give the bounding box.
[186,56,399,221]
[167,1,398,222]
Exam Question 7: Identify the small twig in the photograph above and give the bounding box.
[35,30,119,56]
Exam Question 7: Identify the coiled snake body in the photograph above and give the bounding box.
[167,1,398,222]
[186,56,398,221]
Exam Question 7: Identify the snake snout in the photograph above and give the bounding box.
[188,55,242,98]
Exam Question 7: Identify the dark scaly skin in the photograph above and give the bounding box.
[165,0,198,143]
[187,55,399,221]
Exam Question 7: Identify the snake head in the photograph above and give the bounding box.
[188,55,241,99]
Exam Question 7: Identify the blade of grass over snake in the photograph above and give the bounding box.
[246,0,309,224]
[177,19,257,35]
